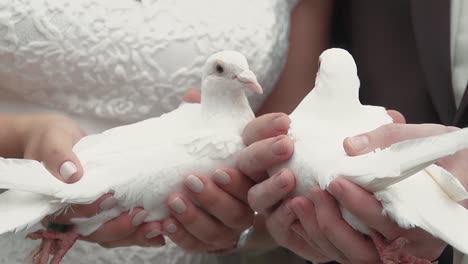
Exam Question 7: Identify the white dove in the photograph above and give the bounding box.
[0,50,263,264]
[282,48,468,263]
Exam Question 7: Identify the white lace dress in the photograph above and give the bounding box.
[0,0,299,263]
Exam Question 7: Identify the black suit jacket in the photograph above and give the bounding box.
[343,0,468,127]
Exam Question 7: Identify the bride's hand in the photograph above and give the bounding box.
[162,169,255,253]
[22,114,165,248]
[161,88,255,253]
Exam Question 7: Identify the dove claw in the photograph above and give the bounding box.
[370,230,431,264]
[27,226,79,264]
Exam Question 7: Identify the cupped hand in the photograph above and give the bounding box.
[239,113,355,263]
[330,121,468,261]
[162,169,255,253]
[237,110,427,263]
[161,88,256,253]
[23,114,165,248]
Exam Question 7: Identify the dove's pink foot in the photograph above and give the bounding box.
[27,226,79,264]
[370,231,431,264]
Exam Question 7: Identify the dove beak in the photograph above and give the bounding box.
[236,70,263,94]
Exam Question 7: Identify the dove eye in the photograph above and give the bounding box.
[215,64,225,75]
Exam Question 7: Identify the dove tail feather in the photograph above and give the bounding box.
[0,158,65,195]
[376,172,468,254]
[0,190,63,234]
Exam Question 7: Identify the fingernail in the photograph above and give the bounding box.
[99,196,117,211]
[212,169,231,185]
[273,115,290,132]
[59,161,77,181]
[328,181,343,199]
[347,135,369,153]
[166,223,177,234]
[271,136,290,155]
[169,197,186,214]
[145,229,161,239]
[274,170,289,189]
[185,175,204,193]
[132,210,148,226]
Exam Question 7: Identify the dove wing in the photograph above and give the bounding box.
[375,172,468,255]
[0,127,243,205]
[54,129,244,204]
[0,190,63,233]
[73,103,201,161]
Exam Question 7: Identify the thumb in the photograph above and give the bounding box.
[23,115,86,184]
[41,135,84,184]
[343,123,451,156]
[343,110,405,156]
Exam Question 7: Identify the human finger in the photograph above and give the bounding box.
[328,178,402,239]
[238,135,294,182]
[386,110,406,124]
[51,194,117,224]
[310,186,379,263]
[248,169,295,214]
[82,208,148,243]
[99,222,165,248]
[162,217,214,253]
[183,174,254,230]
[211,168,255,203]
[242,113,290,146]
[167,194,238,248]
[343,123,450,156]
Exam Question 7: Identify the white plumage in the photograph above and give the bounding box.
[0,50,263,236]
[282,48,468,255]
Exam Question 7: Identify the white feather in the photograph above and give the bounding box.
[0,190,62,233]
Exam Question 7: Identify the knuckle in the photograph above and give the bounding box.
[252,147,267,167]
[317,221,333,237]
[42,145,64,160]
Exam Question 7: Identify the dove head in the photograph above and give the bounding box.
[200,51,262,121]
[313,48,360,104]
[201,50,263,96]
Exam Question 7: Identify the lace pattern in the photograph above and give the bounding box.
[0,0,297,123]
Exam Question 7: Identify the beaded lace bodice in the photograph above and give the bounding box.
[0,0,297,124]
[0,0,298,263]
